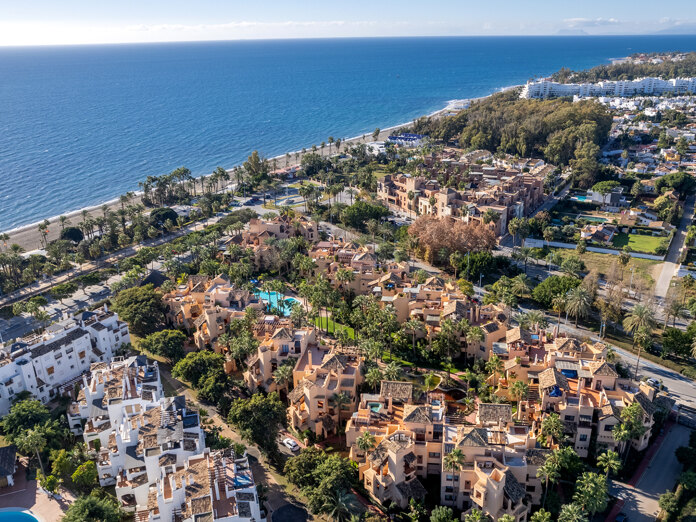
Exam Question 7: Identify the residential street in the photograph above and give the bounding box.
[655,194,695,303]
[610,424,691,522]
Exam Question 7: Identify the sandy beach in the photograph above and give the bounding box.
[1,94,491,252]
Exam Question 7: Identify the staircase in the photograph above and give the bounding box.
[527,384,540,403]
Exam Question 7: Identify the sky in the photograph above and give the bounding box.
[0,0,695,46]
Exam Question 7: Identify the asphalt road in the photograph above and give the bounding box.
[610,424,691,522]
[655,194,696,303]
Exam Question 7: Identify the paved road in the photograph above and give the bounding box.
[610,424,690,522]
[655,194,695,302]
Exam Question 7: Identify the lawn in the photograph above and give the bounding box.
[551,249,659,287]
[314,317,355,338]
[611,232,664,254]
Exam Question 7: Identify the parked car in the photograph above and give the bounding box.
[282,438,300,452]
[615,513,628,522]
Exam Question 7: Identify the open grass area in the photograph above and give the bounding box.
[551,249,659,287]
[612,232,664,254]
[314,317,355,338]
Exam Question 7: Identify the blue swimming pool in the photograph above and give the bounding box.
[0,511,39,522]
[367,402,383,413]
[254,290,300,317]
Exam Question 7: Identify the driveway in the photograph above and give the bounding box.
[610,424,691,521]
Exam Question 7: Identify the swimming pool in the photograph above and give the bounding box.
[578,215,607,223]
[0,511,39,522]
[254,290,300,317]
[367,402,383,413]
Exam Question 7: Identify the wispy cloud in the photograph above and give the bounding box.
[563,17,621,28]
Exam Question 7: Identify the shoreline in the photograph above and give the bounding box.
[1,85,518,250]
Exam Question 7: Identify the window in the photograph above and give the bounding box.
[564,415,575,422]
[78,351,86,359]
[579,434,588,442]
[429,452,440,459]
[46,366,55,376]
[604,424,615,432]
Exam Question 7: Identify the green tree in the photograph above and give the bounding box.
[62,494,123,522]
[596,450,621,479]
[227,393,286,454]
[71,460,98,491]
[430,506,456,522]
[37,472,61,494]
[17,427,47,474]
[356,431,376,453]
[140,329,187,363]
[541,413,564,445]
[0,399,51,443]
[566,286,592,326]
[557,503,588,522]
[530,509,552,522]
[365,367,383,391]
[658,490,679,515]
[573,472,607,515]
[537,457,560,508]
[443,448,466,473]
[509,380,529,420]
[50,448,77,479]
[111,284,165,336]
[322,490,353,522]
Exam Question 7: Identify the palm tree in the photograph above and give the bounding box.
[331,392,351,427]
[537,458,560,508]
[566,286,591,327]
[356,431,376,454]
[403,319,424,358]
[530,509,553,522]
[463,510,486,522]
[557,503,587,522]
[365,367,383,391]
[449,251,464,279]
[423,372,439,392]
[541,413,564,445]
[335,268,355,293]
[322,490,353,522]
[612,423,632,464]
[623,303,656,378]
[552,295,566,335]
[485,354,503,386]
[383,362,402,381]
[465,326,484,361]
[509,380,529,420]
[597,449,621,479]
[17,427,47,475]
[443,448,466,472]
[273,363,294,399]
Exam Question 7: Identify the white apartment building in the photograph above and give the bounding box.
[0,306,129,415]
[68,356,263,522]
[521,77,696,99]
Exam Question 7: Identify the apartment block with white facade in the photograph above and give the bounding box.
[521,77,696,99]
[0,306,129,415]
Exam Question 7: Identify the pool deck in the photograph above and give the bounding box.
[0,462,75,522]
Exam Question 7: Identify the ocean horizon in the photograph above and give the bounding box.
[2,35,696,232]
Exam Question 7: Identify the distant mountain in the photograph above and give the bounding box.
[655,24,696,35]
[556,28,589,36]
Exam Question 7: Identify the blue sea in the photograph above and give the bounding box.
[2,35,696,232]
